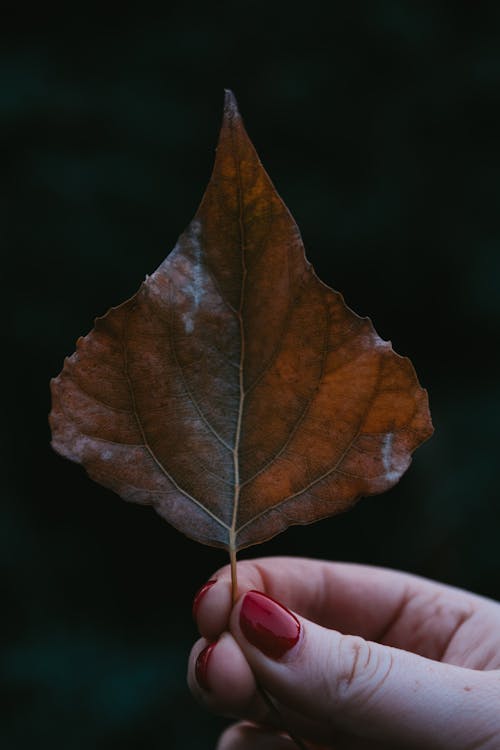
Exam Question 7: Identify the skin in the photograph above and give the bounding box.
[188,557,500,750]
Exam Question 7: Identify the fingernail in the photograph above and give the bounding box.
[195,642,216,691]
[192,579,217,619]
[239,590,300,659]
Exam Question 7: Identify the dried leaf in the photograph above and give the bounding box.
[50,91,433,557]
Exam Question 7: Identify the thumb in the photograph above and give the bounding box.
[231,590,498,749]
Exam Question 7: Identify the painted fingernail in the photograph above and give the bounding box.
[239,590,300,659]
[195,642,216,691]
[192,579,217,620]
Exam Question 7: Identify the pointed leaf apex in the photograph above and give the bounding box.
[223,89,241,120]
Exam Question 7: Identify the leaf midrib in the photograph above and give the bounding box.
[229,119,247,552]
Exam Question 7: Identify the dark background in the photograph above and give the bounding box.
[2,2,500,748]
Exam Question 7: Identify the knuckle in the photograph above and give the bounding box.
[404,589,475,660]
[334,634,394,707]
[335,635,372,696]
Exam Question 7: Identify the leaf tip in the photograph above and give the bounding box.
[223,89,241,121]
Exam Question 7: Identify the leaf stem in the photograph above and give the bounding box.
[230,543,238,605]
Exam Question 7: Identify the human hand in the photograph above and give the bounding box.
[188,557,500,749]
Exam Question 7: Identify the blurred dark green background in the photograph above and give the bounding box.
[2,2,500,748]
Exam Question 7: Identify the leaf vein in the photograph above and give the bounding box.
[240,302,330,488]
[122,305,229,532]
[73,382,133,414]
[202,255,239,316]
[170,325,233,453]
[236,358,384,537]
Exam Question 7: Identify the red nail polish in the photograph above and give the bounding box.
[239,590,300,659]
[192,579,217,619]
[195,642,216,691]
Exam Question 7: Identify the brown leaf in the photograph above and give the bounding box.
[50,91,433,554]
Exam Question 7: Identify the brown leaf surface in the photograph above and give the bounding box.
[50,91,433,553]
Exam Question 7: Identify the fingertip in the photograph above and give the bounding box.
[195,640,216,692]
[188,633,258,716]
[192,579,217,620]
[230,590,303,663]
[187,637,211,697]
[193,575,232,640]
